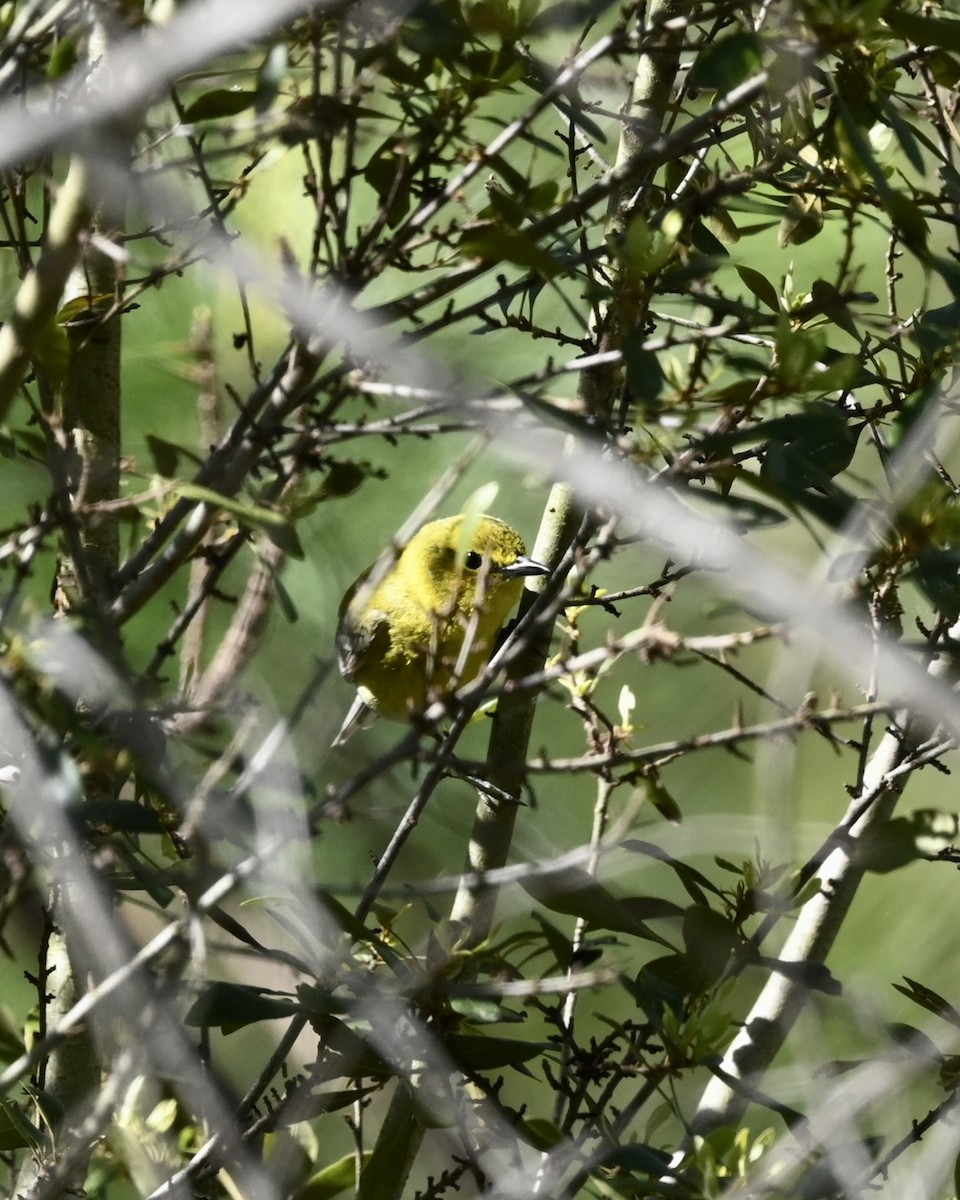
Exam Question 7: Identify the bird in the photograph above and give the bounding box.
[333,514,549,744]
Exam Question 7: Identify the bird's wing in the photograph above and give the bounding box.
[335,602,391,681]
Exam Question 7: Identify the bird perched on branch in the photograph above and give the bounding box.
[334,513,549,744]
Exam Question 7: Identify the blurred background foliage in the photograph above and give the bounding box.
[4,0,960,1197]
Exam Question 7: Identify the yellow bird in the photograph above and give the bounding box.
[334,514,549,744]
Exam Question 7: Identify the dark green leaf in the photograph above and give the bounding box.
[447,1032,550,1072]
[448,996,523,1024]
[623,964,686,1028]
[185,981,299,1030]
[532,912,573,971]
[883,7,960,53]
[624,346,664,416]
[357,1085,418,1200]
[929,49,960,87]
[182,89,257,122]
[521,868,673,945]
[885,1022,942,1063]
[913,549,960,620]
[619,896,686,922]
[68,800,166,834]
[690,220,730,257]
[0,1101,42,1152]
[601,1143,674,1175]
[262,520,303,561]
[688,31,762,92]
[286,1088,379,1123]
[894,977,960,1030]
[886,190,929,251]
[778,193,823,247]
[878,94,926,175]
[460,223,560,278]
[621,840,722,901]
[737,265,780,312]
[146,435,187,477]
[686,484,787,529]
[913,303,960,363]
[519,1117,564,1150]
[682,905,737,989]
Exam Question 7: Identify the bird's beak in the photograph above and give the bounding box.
[501,555,551,579]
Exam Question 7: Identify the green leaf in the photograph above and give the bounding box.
[622,965,686,1029]
[185,981,299,1030]
[466,0,517,40]
[686,484,787,529]
[0,1006,24,1064]
[181,89,257,122]
[308,1017,395,1080]
[171,481,290,530]
[883,6,960,53]
[913,548,960,619]
[67,800,166,834]
[601,1143,674,1176]
[885,189,929,253]
[357,1085,419,1200]
[621,839,722,902]
[460,223,559,278]
[913,301,960,363]
[778,193,823,247]
[146,434,191,477]
[929,49,960,87]
[521,868,673,945]
[295,985,350,1018]
[682,905,738,989]
[263,520,305,560]
[878,94,926,175]
[532,912,573,972]
[46,35,77,80]
[885,1022,942,1063]
[737,265,780,312]
[519,1117,564,1150]
[894,977,960,1030]
[0,1101,43,1151]
[775,322,826,387]
[295,1153,369,1200]
[640,953,697,1000]
[286,1087,379,1122]
[624,345,664,416]
[760,407,860,493]
[619,895,686,922]
[688,31,762,92]
[448,996,523,1024]
[447,1032,550,1072]
[635,771,683,823]
[689,219,730,257]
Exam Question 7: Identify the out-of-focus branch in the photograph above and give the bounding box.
[692,694,947,1133]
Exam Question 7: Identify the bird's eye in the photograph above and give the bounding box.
[465,550,484,570]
